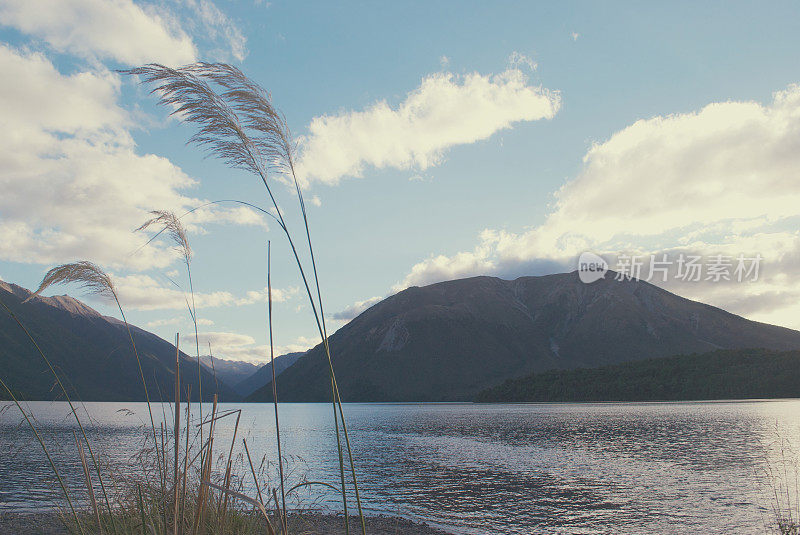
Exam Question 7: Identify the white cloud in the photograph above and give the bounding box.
[333,296,383,321]
[507,51,537,71]
[0,45,187,269]
[180,0,247,62]
[0,0,197,65]
[234,286,299,306]
[395,84,800,329]
[110,274,298,311]
[186,331,315,363]
[145,316,214,329]
[113,274,236,310]
[295,62,560,184]
[278,335,317,355]
[145,317,184,329]
[0,45,263,271]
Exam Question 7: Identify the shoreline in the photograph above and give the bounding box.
[0,511,456,535]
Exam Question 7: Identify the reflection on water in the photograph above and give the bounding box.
[1,400,798,534]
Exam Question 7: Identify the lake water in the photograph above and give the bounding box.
[1,400,799,534]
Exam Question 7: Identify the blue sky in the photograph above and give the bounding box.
[1,1,800,362]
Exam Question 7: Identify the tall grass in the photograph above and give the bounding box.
[762,434,800,534]
[267,241,287,530]
[123,62,366,534]
[137,210,209,470]
[1,292,312,534]
[27,262,166,502]
[0,62,366,534]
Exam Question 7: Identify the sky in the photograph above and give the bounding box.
[1,0,800,363]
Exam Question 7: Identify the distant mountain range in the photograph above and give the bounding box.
[233,352,304,397]
[476,348,800,402]
[0,281,237,401]
[198,356,258,390]
[248,272,800,402]
[6,272,800,404]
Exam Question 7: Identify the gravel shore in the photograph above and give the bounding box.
[0,511,455,535]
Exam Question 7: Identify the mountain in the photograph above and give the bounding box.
[476,348,800,402]
[198,356,258,389]
[247,272,800,402]
[0,281,238,401]
[234,352,304,397]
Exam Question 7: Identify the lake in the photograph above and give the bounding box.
[1,400,799,534]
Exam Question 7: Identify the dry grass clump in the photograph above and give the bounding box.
[123,61,365,534]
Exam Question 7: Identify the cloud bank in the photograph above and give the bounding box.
[0,0,197,64]
[296,62,560,184]
[0,3,255,271]
[394,84,800,329]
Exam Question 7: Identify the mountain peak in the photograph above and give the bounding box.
[0,280,32,300]
[0,280,102,318]
[38,294,103,318]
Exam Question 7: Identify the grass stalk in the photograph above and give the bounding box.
[191,395,217,535]
[0,295,116,535]
[181,384,191,534]
[292,176,367,535]
[112,293,165,504]
[218,410,241,525]
[161,421,168,534]
[173,334,181,535]
[0,376,85,535]
[136,484,147,535]
[272,488,286,535]
[125,63,367,530]
[267,241,288,530]
[74,430,102,534]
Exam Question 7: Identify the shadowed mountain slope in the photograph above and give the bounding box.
[248,272,800,402]
[0,281,238,401]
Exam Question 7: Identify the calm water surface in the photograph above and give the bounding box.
[1,400,799,534]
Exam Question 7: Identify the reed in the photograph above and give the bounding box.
[137,211,207,467]
[1,330,359,534]
[267,241,287,530]
[0,376,84,534]
[27,261,164,493]
[0,293,116,534]
[123,62,367,534]
[0,62,370,535]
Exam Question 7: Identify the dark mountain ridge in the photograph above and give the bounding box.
[0,280,237,401]
[476,348,800,402]
[248,271,800,402]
